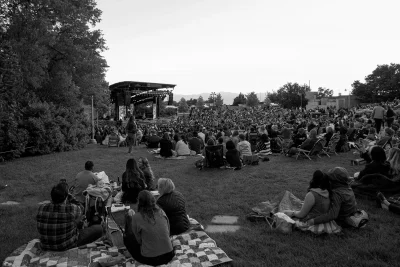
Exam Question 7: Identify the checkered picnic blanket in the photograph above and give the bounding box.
[3,220,232,267]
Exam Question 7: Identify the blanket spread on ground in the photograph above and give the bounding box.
[252,190,341,234]
[154,155,187,160]
[2,219,232,267]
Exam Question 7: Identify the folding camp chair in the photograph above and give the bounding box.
[296,139,325,160]
[108,133,119,147]
[204,145,225,168]
[321,133,340,157]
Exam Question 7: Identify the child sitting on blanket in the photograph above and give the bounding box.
[283,170,331,221]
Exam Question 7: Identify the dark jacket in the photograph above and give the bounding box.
[147,135,161,148]
[226,149,242,168]
[159,139,173,158]
[312,168,357,224]
[358,161,392,180]
[188,137,204,154]
[157,191,190,236]
[121,171,146,204]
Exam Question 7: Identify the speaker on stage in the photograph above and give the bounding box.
[168,93,173,105]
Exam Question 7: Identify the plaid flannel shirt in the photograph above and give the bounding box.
[36,202,82,251]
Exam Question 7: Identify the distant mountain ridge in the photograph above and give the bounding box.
[173,91,266,106]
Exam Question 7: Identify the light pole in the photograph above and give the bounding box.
[89,95,97,144]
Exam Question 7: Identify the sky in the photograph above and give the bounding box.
[95,0,400,96]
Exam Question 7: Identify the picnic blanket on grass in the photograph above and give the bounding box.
[3,219,232,267]
[154,155,187,160]
[251,190,341,234]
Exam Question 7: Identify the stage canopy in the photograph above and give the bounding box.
[109,81,176,106]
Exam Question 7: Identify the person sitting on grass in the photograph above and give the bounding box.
[376,127,394,147]
[356,146,393,181]
[156,178,190,235]
[36,182,103,251]
[376,191,400,215]
[122,158,147,204]
[146,130,161,149]
[159,132,173,158]
[255,134,272,158]
[138,157,156,190]
[188,131,204,154]
[288,129,318,156]
[174,135,191,156]
[71,161,100,204]
[237,133,252,159]
[283,170,331,221]
[225,140,242,170]
[366,127,377,141]
[307,167,369,228]
[124,191,174,266]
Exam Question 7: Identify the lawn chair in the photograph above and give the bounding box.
[204,145,225,168]
[321,133,340,157]
[108,133,119,147]
[280,138,292,156]
[296,139,325,160]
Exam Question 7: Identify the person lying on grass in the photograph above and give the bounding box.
[306,167,369,228]
[283,170,331,221]
[124,191,175,266]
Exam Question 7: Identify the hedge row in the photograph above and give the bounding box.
[0,101,90,160]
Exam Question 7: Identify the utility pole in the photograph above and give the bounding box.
[90,95,97,144]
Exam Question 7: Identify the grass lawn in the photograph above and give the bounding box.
[1,144,400,266]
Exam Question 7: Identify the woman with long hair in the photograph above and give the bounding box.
[156,178,190,235]
[283,170,331,221]
[138,157,156,190]
[159,132,173,158]
[124,191,174,266]
[121,158,146,204]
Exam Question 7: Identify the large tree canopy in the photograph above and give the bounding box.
[232,93,247,106]
[268,83,310,108]
[246,92,259,107]
[0,0,109,158]
[1,0,109,110]
[352,63,400,103]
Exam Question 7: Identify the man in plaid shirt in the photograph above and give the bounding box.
[36,182,103,251]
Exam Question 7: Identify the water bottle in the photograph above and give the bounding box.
[117,176,120,186]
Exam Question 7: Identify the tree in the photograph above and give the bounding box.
[267,91,279,104]
[351,63,400,103]
[196,96,204,109]
[0,0,109,158]
[178,97,189,112]
[264,96,271,107]
[215,93,224,107]
[246,92,259,107]
[186,98,197,107]
[232,93,247,106]
[316,87,333,98]
[273,83,310,108]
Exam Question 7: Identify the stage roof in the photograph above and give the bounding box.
[109,81,176,91]
[109,81,176,105]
